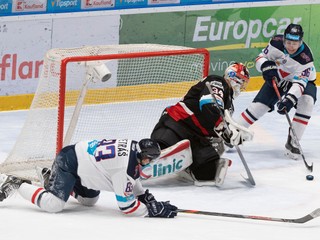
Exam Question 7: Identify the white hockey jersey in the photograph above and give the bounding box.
[75,139,148,217]
[255,35,316,99]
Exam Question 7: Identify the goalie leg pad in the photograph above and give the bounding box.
[215,158,232,187]
[191,159,232,187]
[141,140,192,180]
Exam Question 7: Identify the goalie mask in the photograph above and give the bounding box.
[136,138,161,164]
[224,62,250,98]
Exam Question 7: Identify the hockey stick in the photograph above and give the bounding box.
[272,78,313,172]
[178,208,320,224]
[205,82,255,186]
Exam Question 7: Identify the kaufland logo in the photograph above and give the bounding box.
[82,0,114,8]
[15,1,24,10]
[13,0,46,12]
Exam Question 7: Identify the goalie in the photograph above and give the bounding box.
[0,138,177,218]
[150,62,254,186]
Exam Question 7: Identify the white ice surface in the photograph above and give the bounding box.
[0,89,320,240]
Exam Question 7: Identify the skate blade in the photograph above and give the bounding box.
[284,149,300,161]
[194,180,216,187]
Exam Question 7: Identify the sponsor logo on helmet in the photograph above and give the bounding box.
[285,33,300,41]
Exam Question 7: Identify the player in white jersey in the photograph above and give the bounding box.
[0,138,178,218]
[237,24,317,160]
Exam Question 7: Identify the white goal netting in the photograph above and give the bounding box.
[0,44,209,180]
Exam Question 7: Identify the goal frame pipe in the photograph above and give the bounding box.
[57,48,210,153]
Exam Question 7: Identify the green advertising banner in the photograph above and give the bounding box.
[120,4,319,84]
[120,12,186,46]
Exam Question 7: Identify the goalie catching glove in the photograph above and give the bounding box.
[215,110,254,146]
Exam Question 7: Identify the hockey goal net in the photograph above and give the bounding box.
[0,44,209,180]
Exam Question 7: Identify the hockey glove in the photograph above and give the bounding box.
[137,189,156,205]
[147,201,178,218]
[261,61,280,87]
[277,93,297,115]
[228,124,245,146]
[215,123,244,146]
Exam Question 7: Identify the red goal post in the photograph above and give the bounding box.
[1,44,210,180]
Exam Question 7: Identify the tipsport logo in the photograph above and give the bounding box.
[0,2,9,12]
[51,0,79,8]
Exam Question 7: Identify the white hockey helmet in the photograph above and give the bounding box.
[224,62,250,98]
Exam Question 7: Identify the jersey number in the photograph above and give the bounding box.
[94,139,116,162]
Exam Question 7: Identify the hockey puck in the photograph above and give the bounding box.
[306,175,314,181]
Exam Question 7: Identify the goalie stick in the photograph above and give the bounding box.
[205,82,256,186]
[178,208,320,224]
[272,78,313,172]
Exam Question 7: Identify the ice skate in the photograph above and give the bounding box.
[0,174,31,202]
[177,168,217,186]
[36,167,51,188]
[285,129,300,160]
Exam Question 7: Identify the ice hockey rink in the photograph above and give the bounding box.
[0,88,320,240]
